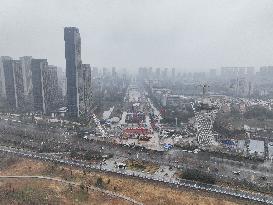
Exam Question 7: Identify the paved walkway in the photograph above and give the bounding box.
[0,175,143,205]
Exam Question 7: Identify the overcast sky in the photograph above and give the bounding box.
[0,0,273,72]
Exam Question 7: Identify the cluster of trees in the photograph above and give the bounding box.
[95,177,111,188]
[213,115,244,136]
[70,150,113,161]
[175,143,198,151]
[70,150,102,160]
[244,106,273,120]
[180,169,216,184]
[130,161,146,170]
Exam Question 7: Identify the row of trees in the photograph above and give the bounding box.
[180,169,216,184]
[244,106,273,120]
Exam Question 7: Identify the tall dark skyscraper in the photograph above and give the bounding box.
[64,27,82,118]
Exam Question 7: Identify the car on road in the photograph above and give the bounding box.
[260,176,267,181]
[232,171,240,175]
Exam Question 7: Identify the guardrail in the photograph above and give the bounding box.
[0,146,272,204]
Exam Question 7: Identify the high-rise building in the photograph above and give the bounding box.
[64,27,82,118]
[143,67,148,78]
[92,67,98,77]
[45,65,59,112]
[171,68,175,78]
[20,56,33,110]
[232,67,239,77]
[221,67,230,78]
[155,68,160,78]
[3,59,24,110]
[77,64,92,117]
[78,62,84,117]
[102,67,108,77]
[209,69,217,78]
[163,68,168,79]
[31,59,48,114]
[13,61,24,109]
[238,67,246,76]
[148,67,153,78]
[57,68,67,97]
[20,56,33,96]
[82,64,92,115]
[221,67,238,79]
[221,67,253,79]
[138,67,143,78]
[260,66,273,76]
[0,56,12,98]
[246,67,255,76]
[112,67,116,78]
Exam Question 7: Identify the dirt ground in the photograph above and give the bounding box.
[0,155,252,205]
[0,178,127,205]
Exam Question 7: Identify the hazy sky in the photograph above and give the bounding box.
[1,0,273,72]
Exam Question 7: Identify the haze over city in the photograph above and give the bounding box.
[1,1,273,205]
[1,0,273,71]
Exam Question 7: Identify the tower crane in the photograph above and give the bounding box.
[197,83,209,97]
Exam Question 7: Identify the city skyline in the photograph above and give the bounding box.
[1,0,273,71]
[1,2,273,203]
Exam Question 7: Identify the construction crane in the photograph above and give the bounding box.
[197,83,209,97]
